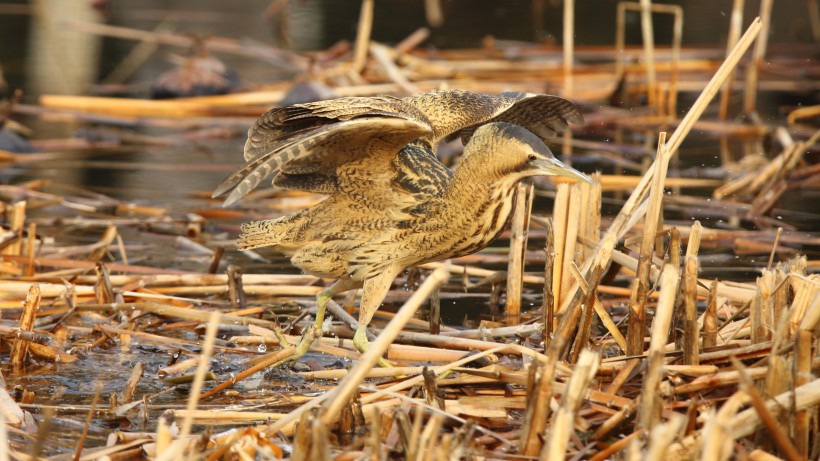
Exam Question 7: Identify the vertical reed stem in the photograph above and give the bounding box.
[743,0,772,114]
[627,132,668,356]
[353,0,375,73]
[639,0,657,109]
[506,183,533,326]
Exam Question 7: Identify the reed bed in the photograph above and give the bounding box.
[1,1,819,460]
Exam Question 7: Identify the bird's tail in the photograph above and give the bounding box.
[237,215,300,250]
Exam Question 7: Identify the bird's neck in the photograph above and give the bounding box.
[438,163,522,258]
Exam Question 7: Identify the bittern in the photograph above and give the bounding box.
[213,90,590,365]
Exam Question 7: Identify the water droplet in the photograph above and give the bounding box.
[258,343,267,353]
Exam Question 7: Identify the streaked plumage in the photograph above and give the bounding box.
[213,89,589,364]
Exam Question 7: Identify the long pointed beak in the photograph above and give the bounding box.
[531,157,593,184]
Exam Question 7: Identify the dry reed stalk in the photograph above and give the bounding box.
[394,27,429,55]
[2,201,25,257]
[72,382,102,461]
[266,346,505,440]
[638,0,657,109]
[788,274,818,332]
[155,311,220,461]
[439,321,541,339]
[563,0,574,97]
[553,174,723,190]
[551,183,570,314]
[200,346,296,400]
[352,0,375,73]
[0,411,8,461]
[2,254,193,275]
[149,284,322,297]
[420,261,545,285]
[748,450,788,461]
[320,267,449,423]
[541,349,599,460]
[64,271,319,288]
[39,94,258,118]
[682,221,703,365]
[118,362,144,404]
[593,298,628,352]
[604,242,757,304]
[10,283,40,368]
[519,338,562,456]
[719,0,745,119]
[764,311,791,404]
[752,270,775,343]
[169,409,287,425]
[628,132,668,356]
[731,357,803,461]
[766,227,783,271]
[360,346,508,406]
[79,302,277,328]
[793,329,813,456]
[157,357,199,380]
[743,0,773,114]
[154,415,172,455]
[787,104,820,124]
[703,280,719,349]
[505,183,533,325]
[559,184,581,311]
[578,175,601,263]
[589,429,644,461]
[637,265,679,434]
[669,226,681,268]
[87,224,117,263]
[300,366,435,381]
[646,413,685,460]
[543,218,555,345]
[24,222,35,278]
[570,276,596,362]
[369,43,418,94]
[65,20,307,69]
[696,392,747,461]
[730,376,820,440]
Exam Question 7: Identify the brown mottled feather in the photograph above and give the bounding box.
[214,91,584,278]
[215,90,588,362]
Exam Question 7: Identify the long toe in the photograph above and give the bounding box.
[352,331,393,368]
[272,326,319,367]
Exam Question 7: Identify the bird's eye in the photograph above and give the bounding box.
[527,154,537,161]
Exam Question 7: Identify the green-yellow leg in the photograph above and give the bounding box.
[282,278,359,365]
[352,269,400,368]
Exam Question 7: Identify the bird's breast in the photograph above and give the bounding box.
[418,184,518,262]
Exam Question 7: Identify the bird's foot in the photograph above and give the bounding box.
[272,325,319,368]
[353,329,393,368]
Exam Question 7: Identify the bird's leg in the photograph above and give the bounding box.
[353,270,399,367]
[291,278,359,361]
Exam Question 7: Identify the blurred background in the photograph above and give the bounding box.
[2,0,815,100]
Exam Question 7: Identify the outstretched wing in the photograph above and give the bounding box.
[401,90,583,146]
[213,97,433,206]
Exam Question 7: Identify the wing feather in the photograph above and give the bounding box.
[213,116,431,206]
[400,90,583,145]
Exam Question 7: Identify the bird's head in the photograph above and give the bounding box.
[463,122,592,185]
